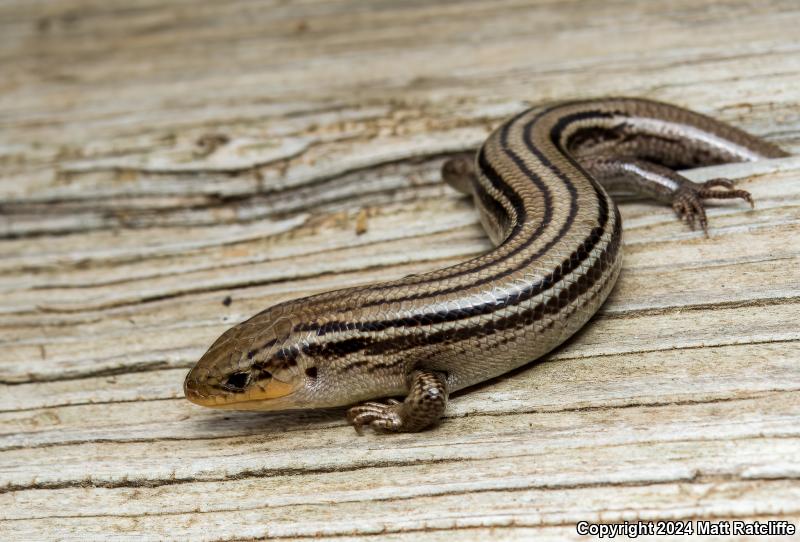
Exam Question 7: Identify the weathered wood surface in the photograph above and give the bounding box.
[1,0,799,540]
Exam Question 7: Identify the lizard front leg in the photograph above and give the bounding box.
[346,370,448,433]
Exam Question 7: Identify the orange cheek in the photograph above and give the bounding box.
[255,379,296,399]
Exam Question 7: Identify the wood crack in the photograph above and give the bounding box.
[2,388,797,452]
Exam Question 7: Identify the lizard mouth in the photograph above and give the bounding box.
[184,368,299,409]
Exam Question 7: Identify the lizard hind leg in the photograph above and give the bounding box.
[580,156,754,235]
[346,370,449,433]
[441,153,477,194]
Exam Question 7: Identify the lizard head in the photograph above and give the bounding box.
[184,303,331,411]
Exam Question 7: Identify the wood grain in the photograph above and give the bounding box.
[1,0,799,540]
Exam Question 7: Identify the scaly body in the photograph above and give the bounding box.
[185,97,787,432]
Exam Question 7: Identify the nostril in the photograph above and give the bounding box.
[184,374,206,403]
[184,375,197,394]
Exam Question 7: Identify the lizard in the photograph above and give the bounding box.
[184,97,787,433]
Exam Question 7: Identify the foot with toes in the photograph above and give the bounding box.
[672,178,753,233]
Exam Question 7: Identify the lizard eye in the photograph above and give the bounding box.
[223,371,250,391]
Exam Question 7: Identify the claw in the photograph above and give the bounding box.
[691,197,708,234]
[671,178,753,234]
[346,400,403,434]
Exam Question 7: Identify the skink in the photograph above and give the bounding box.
[184,97,787,432]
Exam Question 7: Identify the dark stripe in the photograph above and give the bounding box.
[274,346,299,366]
[296,105,616,338]
[473,164,513,235]
[295,108,570,328]
[304,337,373,359]
[247,337,278,359]
[300,112,611,337]
[295,108,554,314]
[386,210,620,356]
[361,103,589,298]
[547,109,617,154]
[307,193,607,337]
[246,106,628,361]
[313,215,620,364]
[306,195,613,362]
